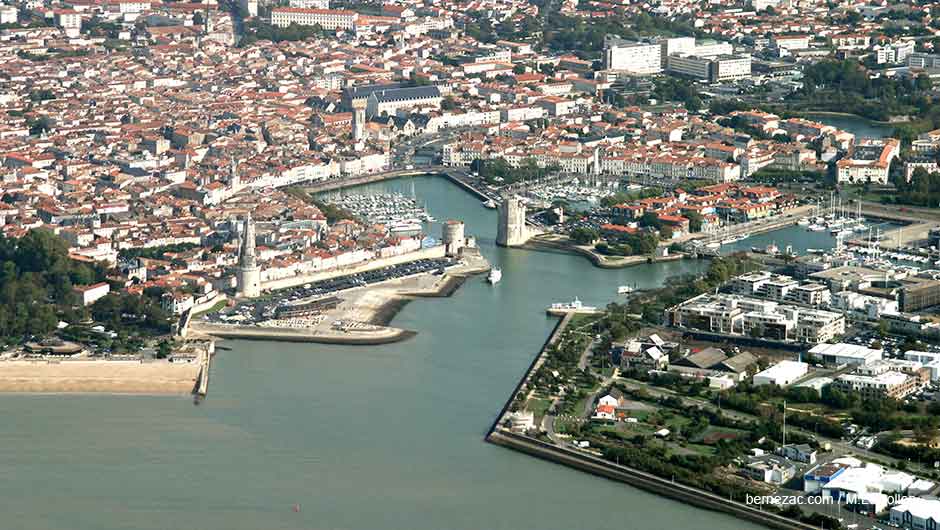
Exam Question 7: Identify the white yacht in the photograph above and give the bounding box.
[617,286,634,295]
[482,199,497,209]
[487,268,502,284]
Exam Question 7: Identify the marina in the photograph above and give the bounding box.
[321,189,436,225]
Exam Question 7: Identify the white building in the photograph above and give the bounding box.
[605,40,663,74]
[821,460,914,504]
[875,41,915,64]
[770,34,810,50]
[54,9,82,37]
[270,8,357,30]
[666,53,750,82]
[753,360,809,387]
[836,138,901,185]
[904,351,940,381]
[0,5,18,24]
[711,55,751,81]
[74,282,110,306]
[890,497,940,530]
[238,0,258,17]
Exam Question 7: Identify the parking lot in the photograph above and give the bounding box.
[205,257,457,325]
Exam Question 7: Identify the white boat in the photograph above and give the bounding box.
[617,286,634,295]
[797,218,811,226]
[550,297,597,311]
[389,221,423,235]
[808,224,826,232]
[487,268,502,284]
[722,233,749,244]
[706,242,721,249]
[482,199,497,209]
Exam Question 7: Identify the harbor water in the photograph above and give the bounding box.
[0,175,842,530]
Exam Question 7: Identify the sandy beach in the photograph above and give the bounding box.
[0,360,201,394]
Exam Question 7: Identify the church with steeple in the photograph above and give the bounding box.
[236,213,261,298]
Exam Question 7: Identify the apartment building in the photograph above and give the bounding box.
[834,371,918,400]
[836,138,900,185]
[666,293,844,343]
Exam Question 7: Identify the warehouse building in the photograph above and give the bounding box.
[808,343,882,367]
[752,360,809,387]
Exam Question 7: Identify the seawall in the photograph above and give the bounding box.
[523,236,684,269]
[486,430,815,530]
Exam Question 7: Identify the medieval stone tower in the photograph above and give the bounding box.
[496,196,529,247]
[236,213,261,298]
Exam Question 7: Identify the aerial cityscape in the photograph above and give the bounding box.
[5,0,940,528]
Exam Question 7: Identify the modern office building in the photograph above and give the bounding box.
[666,293,844,343]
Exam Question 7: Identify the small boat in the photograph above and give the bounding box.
[617,286,634,295]
[706,242,721,249]
[482,199,497,209]
[487,268,502,284]
[808,224,826,232]
[797,218,811,226]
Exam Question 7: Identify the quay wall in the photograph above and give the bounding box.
[302,169,438,193]
[261,246,446,292]
[487,313,571,434]
[302,168,492,201]
[191,322,416,345]
[438,171,489,201]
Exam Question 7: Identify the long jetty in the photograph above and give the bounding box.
[192,340,213,397]
[485,314,817,530]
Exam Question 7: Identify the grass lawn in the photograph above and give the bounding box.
[685,443,718,456]
[526,397,553,421]
[194,299,227,316]
[692,425,748,445]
